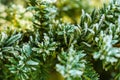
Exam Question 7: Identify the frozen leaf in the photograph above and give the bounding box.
[22,44,32,57]
[26,60,39,65]
[6,33,22,46]
[69,70,83,77]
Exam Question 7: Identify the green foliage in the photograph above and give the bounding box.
[56,45,86,80]
[0,0,120,80]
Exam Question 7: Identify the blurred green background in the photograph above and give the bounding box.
[0,0,109,30]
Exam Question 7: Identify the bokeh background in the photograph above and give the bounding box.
[0,0,109,31]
